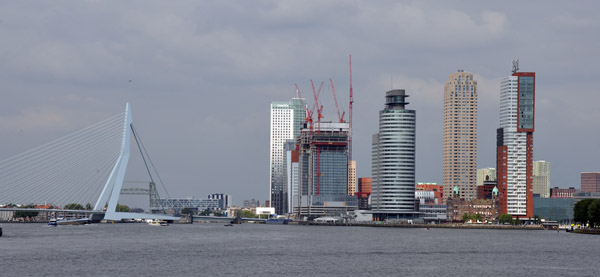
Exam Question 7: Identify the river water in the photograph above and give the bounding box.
[0,223,598,276]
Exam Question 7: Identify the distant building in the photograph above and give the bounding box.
[253,207,276,218]
[477,168,497,187]
[572,191,600,201]
[294,122,356,217]
[348,160,357,196]
[447,187,500,222]
[358,177,372,194]
[416,183,443,204]
[415,189,436,204]
[443,70,478,203]
[497,68,536,218]
[419,204,447,222]
[533,197,574,223]
[243,199,260,208]
[158,197,221,210]
[532,161,551,198]
[550,187,578,198]
[207,193,231,209]
[356,177,372,210]
[581,172,600,193]
[270,98,306,215]
[477,181,497,200]
[372,89,417,220]
[284,140,299,214]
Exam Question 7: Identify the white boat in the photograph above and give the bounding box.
[148,220,169,226]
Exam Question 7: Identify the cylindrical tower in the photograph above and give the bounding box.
[372,89,416,211]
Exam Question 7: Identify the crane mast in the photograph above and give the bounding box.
[349,54,354,161]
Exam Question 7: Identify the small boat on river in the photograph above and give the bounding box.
[148,220,169,226]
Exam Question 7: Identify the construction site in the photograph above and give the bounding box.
[288,55,358,219]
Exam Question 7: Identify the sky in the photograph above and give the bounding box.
[1,1,599,206]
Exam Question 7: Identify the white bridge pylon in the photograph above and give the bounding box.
[0,103,178,221]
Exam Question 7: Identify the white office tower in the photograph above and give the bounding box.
[270,98,305,215]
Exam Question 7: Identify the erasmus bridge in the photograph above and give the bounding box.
[0,103,179,221]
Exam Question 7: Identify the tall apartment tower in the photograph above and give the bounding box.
[348,160,357,195]
[443,70,478,203]
[496,63,535,218]
[269,98,305,215]
[581,172,600,193]
[372,90,416,214]
[532,160,551,198]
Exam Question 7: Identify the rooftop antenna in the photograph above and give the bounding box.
[512,59,519,74]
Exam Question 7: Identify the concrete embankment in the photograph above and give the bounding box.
[571,229,600,235]
[309,222,544,230]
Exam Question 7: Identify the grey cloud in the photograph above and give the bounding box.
[0,1,598,204]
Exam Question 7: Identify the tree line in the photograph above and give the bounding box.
[574,199,600,228]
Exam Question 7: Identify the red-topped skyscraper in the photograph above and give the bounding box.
[497,61,535,218]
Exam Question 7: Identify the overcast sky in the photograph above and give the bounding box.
[1,1,599,205]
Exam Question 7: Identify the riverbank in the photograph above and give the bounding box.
[309,222,544,230]
[571,228,600,235]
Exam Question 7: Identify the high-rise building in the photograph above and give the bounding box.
[348,160,357,195]
[269,98,305,215]
[208,193,231,209]
[477,168,497,187]
[356,177,372,210]
[532,160,551,198]
[581,172,600,193]
[372,89,417,218]
[284,140,299,214]
[294,122,356,217]
[443,70,478,203]
[496,64,535,218]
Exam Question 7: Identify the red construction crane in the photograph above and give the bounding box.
[329,78,346,123]
[310,80,324,133]
[348,54,354,161]
[295,83,312,125]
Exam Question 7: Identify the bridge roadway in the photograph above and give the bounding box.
[0,208,179,221]
[192,215,267,223]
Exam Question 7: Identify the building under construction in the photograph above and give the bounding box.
[293,122,357,218]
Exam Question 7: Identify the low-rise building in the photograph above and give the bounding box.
[533,196,574,223]
[550,187,578,198]
[447,186,500,222]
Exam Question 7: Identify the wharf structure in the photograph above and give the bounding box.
[496,62,536,218]
[371,89,419,220]
[294,122,357,218]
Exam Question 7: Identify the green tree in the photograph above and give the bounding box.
[498,213,513,224]
[63,203,85,210]
[461,213,471,222]
[473,213,483,222]
[587,199,600,228]
[85,203,92,210]
[574,199,594,225]
[115,204,130,212]
[239,209,257,218]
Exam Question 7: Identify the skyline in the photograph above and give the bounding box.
[1,1,599,204]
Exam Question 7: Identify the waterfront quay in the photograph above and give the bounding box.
[309,222,544,230]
